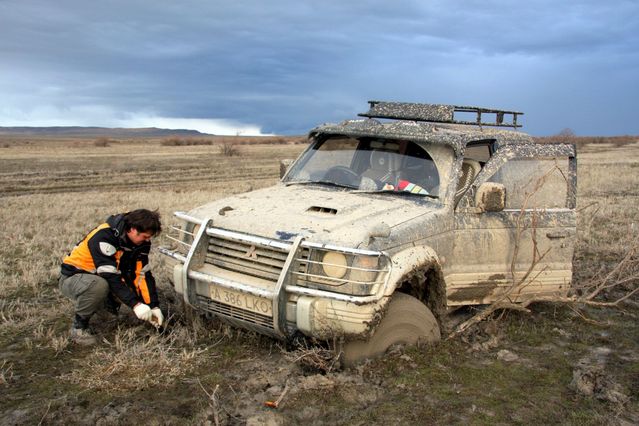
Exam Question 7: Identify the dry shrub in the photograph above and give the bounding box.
[94,137,114,147]
[221,142,240,157]
[61,325,211,392]
[161,137,212,146]
[284,339,340,373]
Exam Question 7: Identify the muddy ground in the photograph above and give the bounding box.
[1,137,638,425]
[2,297,638,425]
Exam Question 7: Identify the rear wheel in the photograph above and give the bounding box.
[341,292,440,366]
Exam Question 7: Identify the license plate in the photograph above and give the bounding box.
[209,287,273,316]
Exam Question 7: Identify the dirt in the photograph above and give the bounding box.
[1,297,638,425]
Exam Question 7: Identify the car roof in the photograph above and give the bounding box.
[310,117,535,156]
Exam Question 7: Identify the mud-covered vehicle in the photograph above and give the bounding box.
[160,101,577,364]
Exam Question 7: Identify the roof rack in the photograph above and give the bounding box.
[358,101,523,128]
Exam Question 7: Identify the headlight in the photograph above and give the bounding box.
[321,252,348,278]
[350,255,379,283]
[299,249,389,296]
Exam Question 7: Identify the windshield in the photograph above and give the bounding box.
[284,136,454,199]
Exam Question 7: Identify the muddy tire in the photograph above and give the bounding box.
[341,292,440,366]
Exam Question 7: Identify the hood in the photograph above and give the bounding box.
[187,184,441,248]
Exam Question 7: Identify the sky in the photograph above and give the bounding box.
[0,1,637,136]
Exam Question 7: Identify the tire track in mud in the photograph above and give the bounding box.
[0,167,272,187]
[0,167,279,196]
[0,166,252,185]
[0,142,305,197]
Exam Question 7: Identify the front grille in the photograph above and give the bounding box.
[197,295,273,329]
[205,233,309,282]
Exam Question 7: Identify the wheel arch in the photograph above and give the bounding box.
[385,245,447,325]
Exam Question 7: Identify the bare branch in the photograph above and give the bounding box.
[198,380,220,426]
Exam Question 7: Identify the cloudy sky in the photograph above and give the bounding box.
[1,1,637,136]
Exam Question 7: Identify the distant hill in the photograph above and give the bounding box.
[0,126,211,138]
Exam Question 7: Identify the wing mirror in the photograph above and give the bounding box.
[475,182,506,212]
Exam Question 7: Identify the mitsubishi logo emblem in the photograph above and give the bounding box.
[245,245,258,259]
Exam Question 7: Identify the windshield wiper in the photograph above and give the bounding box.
[353,189,439,199]
[284,180,313,186]
[285,180,357,190]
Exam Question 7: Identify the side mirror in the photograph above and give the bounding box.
[475,182,506,212]
[279,159,294,178]
[367,222,391,244]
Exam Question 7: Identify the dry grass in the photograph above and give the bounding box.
[0,135,306,414]
[0,360,14,386]
[61,325,213,392]
[0,137,303,196]
[31,321,71,356]
[0,134,637,424]
[535,135,639,146]
[574,142,639,279]
[160,137,213,146]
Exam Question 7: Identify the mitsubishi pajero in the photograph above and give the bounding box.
[160,101,577,364]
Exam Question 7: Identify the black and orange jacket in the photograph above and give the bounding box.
[60,213,159,309]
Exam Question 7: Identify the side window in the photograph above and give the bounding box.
[488,157,570,209]
[456,142,493,201]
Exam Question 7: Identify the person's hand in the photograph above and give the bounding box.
[133,303,153,321]
[150,308,164,327]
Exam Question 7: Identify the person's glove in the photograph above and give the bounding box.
[133,303,153,322]
[150,308,164,327]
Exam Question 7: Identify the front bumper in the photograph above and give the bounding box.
[159,212,391,339]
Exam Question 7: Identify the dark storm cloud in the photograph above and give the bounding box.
[0,0,637,135]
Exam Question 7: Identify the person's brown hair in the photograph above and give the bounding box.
[124,209,162,235]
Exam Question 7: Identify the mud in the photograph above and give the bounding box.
[571,347,630,407]
[2,300,638,425]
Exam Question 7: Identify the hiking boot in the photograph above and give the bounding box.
[104,296,121,316]
[69,327,98,345]
[70,314,97,345]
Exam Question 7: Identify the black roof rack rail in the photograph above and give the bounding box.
[358,101,523,128]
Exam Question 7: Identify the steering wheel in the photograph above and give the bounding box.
[324,166,361,187]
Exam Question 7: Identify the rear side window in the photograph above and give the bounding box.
[465,144,492,164]
[488,157,570,209]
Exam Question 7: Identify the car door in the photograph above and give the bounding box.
[446,142,577,306]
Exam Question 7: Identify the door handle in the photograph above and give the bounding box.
[546,230,571,239]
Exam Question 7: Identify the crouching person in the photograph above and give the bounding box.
[59,209,163,345]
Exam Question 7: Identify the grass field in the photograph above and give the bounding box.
[0,134,637,425]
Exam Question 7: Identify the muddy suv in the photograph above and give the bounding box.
[160,101,577,364]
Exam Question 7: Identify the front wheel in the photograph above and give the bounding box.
[341,293,440,366]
